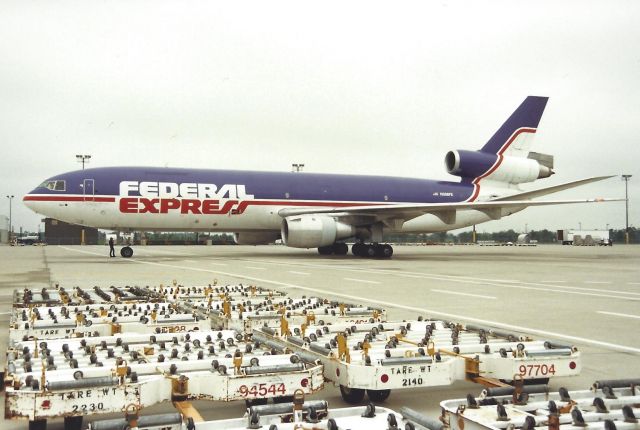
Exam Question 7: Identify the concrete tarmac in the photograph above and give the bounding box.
[1,244,638,429]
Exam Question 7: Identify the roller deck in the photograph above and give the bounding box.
[4,330,324,423]
[254,318,581,403]
[85,394,440,430]
[440,379,640,430]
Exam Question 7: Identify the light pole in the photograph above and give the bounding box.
[76,154,92,245]
[291,163,305,172]
[76,154,92,170]
[622,174,632,244]
[578,222,582,231]
[6,195,14,242]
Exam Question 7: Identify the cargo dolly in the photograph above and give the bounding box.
[440,378,640,430]
[14,285,163,308]
[9,302,208,341]
[4,330,324,430]
[84,389,445,430]
[146,282,287,301]
[210,296,387,334]
[254,318,581,403]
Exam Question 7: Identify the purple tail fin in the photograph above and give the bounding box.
[480,96,549,155]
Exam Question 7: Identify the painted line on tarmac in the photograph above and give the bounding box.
[585,281,612,284]
[227,258,640,300]
[245,266,266,270]
[289,271,310,275]
[57,246,640,354]
[132,247,192,256]
[431,289,496,300]
[184,260,196,263]
[208,262,228,266]
[343,278,381,285]
[597,311,640,320]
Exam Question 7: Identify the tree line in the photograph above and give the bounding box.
[384,227,637,244]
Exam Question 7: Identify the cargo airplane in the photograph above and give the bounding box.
[24,96,615,258]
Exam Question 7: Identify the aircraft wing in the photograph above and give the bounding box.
[278,198,620,224]
[278,175,621,226]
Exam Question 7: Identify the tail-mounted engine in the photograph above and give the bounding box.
[444,150,554,184]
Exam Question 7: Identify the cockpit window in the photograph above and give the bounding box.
[39,180,66,191]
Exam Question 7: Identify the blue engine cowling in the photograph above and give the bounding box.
[445,150,552,184]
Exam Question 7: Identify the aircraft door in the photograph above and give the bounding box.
[83,179,95,201]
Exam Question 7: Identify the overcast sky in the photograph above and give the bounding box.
[1,0,638,234]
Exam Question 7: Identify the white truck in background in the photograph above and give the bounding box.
[557,229,612,246]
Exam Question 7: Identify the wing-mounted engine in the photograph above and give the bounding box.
[281,215,355,248]
[445,150,553,184]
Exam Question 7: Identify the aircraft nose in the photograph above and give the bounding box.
[23,193,36,210]
[23,186,43,212]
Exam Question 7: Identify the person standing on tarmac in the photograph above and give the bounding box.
[109,237,116,258]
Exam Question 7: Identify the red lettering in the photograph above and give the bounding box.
[160,199,180,213]
[201,200,220,214]
[181,199,202,214]
[139,198,160,214]
[119,198,139,213]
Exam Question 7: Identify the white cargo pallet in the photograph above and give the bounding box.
[85,399,440,430]
[4,330,324,425]
[254,318,581,403]
[440,378,640,430]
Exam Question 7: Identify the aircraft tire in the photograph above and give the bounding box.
[339,385,365,404]
[332,243,348,255]
[365,245,376,258]
[382,244,393,258]
[367,388,391,402]
[352,243,365,256]
[120,246,134,258]
[318,245,334,255]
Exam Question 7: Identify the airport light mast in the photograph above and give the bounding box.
[622,174,632,244]
[292,163,305,172]
[5,195,13,242]
[76,154,92,170]
[76,154,92,245]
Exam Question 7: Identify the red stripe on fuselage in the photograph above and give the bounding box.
[24,195,390,213]
[467,127,536,202]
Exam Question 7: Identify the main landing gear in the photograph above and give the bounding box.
[352,243,393,259]
[317,243,349,256]
[120,246,134,258]
[317,243,393,258]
